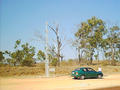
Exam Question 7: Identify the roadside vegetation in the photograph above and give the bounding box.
[0,16,120,77]
[0,60,120,77]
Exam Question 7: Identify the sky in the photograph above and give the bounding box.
[0,0,120,60]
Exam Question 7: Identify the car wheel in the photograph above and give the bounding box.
[98,74,102,79]
[80,75,85,80]
[74,77,77,79]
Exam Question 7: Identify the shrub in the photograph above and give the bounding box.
[21,59,34,66]
[51,58,58,66]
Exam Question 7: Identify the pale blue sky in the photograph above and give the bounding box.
[0,0,120,59]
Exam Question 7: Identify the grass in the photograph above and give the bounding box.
[0,66,45,77]
[0,60,120,77]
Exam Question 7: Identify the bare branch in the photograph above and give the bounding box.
[48,24,62,66]
[48,25,57,35]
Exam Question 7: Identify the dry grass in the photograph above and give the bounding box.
[0,60,120,77]
[0,66,45,77]
[55,65,120,75]
[0,63,45,77]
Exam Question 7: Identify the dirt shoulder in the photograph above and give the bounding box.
[0,73,120,90]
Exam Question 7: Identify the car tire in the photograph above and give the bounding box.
[74,77,78,79]
[97,74,102,79]
[80,75,85,80]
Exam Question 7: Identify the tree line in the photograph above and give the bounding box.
[0,39,59,66]
[73,16,120,65]
[0,16,120,66]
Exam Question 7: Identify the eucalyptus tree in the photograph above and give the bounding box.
[75,16,105,64]
[11,40,24,66]
[21,42,35,66]
[72,37,87,63]
[105,26,120,65]
[4,40,35,66]
[4,40,24,66]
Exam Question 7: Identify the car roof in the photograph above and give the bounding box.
[74,67,93,70]
[80,67,92,69]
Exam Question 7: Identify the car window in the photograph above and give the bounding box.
[83,68,87,72]
[88,68,95,72]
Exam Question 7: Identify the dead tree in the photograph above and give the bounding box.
[48,24,62,66]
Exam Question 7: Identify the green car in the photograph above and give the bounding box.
[71,67,103,80]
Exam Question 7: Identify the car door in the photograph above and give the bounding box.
[87,68,97,78]
[82,68,91,78]
[85,68,92,78]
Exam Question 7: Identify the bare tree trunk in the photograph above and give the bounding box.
[90,50,94,64]
[111,45,116,66]
[56,27,62,66]
[48,24,62,66]
[78,48,81,63]
[13,61,16,66]
[97,50,99,63]
[90,56,93,64]
[57,36,60,66]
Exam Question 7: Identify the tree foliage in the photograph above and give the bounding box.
[104,26,120,65]
[37,50,45,61]
[4,40,35,66]
[74,16,120,65]
[0,51,4,63]
[75,16,105,64]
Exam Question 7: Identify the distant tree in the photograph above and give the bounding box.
[0,51,4,63]
[104,26,120,65]
[21,43,35,66]
[3,51,11,65]
[72,39,86,63]
[8,40,24,66]
[75,16,105,64]
[37,50,45,61]
[37,47,58,66]
[48,45,58,66]
[6,58,11,65]
[5,40,23,66]
[4,40,35,66]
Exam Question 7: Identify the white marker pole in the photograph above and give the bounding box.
[45,22,49,77]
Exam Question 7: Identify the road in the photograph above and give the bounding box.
[0,74,120,90]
